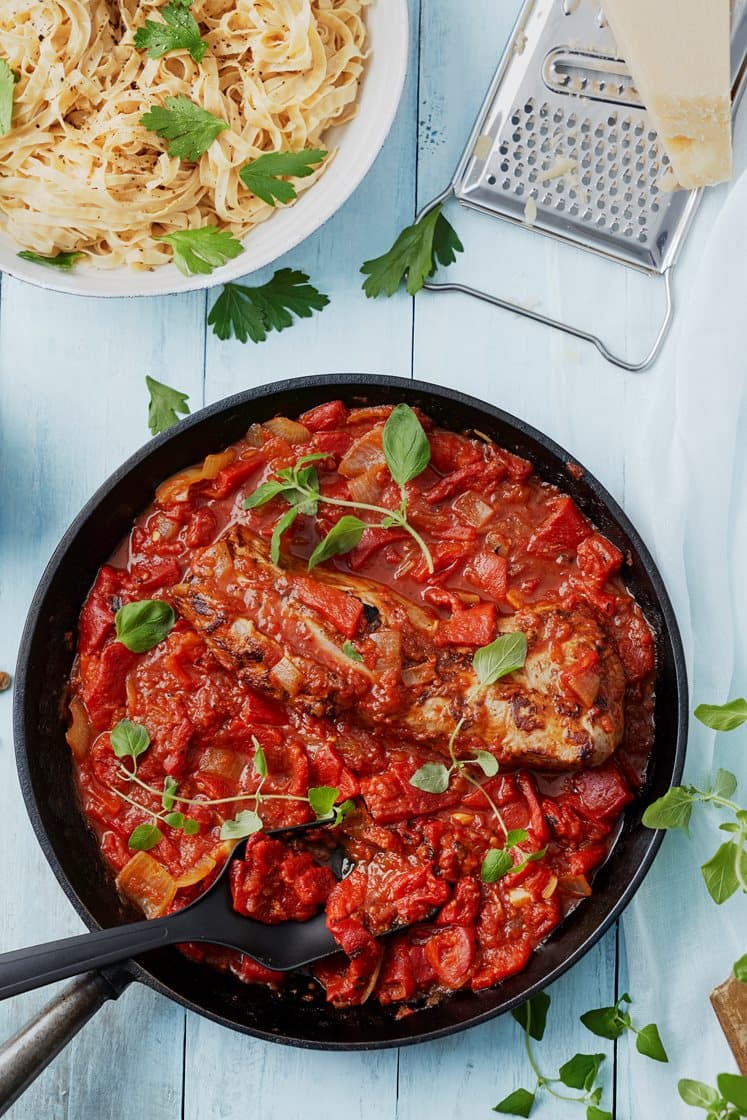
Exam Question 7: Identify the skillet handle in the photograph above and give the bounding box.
[0,971,128,1117]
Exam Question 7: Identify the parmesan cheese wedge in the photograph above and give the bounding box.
[599,0,732,189]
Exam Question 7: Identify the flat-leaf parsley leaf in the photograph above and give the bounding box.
[141,95,228,161]
[0,60,16,136]
[239,149,327,206]
[156,226,243,276]
[17,250,84,271]
[146,375,191,436]
[208,269,329,342]
[134,2,207,63]
[361,203,463,298]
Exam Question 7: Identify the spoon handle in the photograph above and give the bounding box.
[0,914,190,999]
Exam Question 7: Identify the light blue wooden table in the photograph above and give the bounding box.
[1,2,746,1117]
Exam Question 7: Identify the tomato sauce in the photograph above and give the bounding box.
[67,401,655,1009]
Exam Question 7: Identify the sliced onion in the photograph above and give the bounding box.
[339,428,386,477]
[245,424,265,448]
[66,697,92,760]
[174,854,216,889]
[347,466,385,505]
[507,887,532,907]
[559,874,592,898]
[263,417,311,444]
[116,851,177,918]
[156,450,235,506]
[270,656,304,696]
[453,491,495,528]
[401,662,435,689]
[541,873,559,899]
[369,629,401,671]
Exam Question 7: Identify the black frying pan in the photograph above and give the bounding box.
[3,374,687,1112]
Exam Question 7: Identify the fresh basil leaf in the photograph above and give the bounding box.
[381,404,431,490]
[714,769,739,799]
[115,599,175,653]
[243,480,288,509]
[308,515,366,571]
[308,786,339,819]
[471,750,499,778]
[558,1052,605,1091]
[642,786,694,831]
[580,1005,627,1041]
[504,828,528,849]
[155,226,243,276]
[164,811,185,829]
[146,375,190,436]
[183,818,200,835]
[270,506,299,565]
[695,699,747,732]
[342,640,364,662]
[678,1080,721,1109]
[17,250,84,271]
[734,953,747,982]
[473,633,527,686]
[512,991,551,1041]
[162,776,178,811]
[586,1108,612,1120]
[635,1023,668,1063]
[128,823,163,851]
[220,809,263,840]
[110,719,150,761]
[511,847,548,875]
[481,848,514,883]
[141,95,228,162]
[0,59,15,136]
[717,1073,747,1110]
[701,841,745,904]
[492,1088,535,1117]
[253,743,268,778]
[409,763,450,795]
[239,149,327,207]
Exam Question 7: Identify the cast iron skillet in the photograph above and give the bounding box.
[3,374,687,1112]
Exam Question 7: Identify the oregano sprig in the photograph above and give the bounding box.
[581,992,668,1062]
[244,405,434,572]
[679,1074,747,1117]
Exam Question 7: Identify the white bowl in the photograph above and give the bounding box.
[0,0,409,298]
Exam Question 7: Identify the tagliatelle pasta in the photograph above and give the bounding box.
[0,0,369,269]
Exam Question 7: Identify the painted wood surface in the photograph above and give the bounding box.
[0,0,745,1116]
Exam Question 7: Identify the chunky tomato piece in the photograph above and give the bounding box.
[231,836,335,923]
[78,567,126,657]
[436,877,481,926]
[528,497,590,556]
[471,938,533,990]
[612,609,656,682]
[375,940,416,1004]
[360,765,462,825]
[576,533,624,582]
[436,603,496,647]
[299,400,349,431]
[464,551,508,601]
[240,689,288,727]
[424,926,475,989]
[306,740,360,800]
[293,577,364,638]
[204,455,264,499]
[131,558,182,594]
[566,763,633,823]
[428,430,482,472]
[348,526,409,570]
[81,641,139,730]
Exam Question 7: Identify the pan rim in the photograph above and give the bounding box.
[12,372,688,1050]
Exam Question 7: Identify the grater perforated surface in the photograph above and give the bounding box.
[454,0,747,274]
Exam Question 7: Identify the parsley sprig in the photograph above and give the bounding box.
[146,375,191,436]
[17,250,84,271]
[134,1,207,63]
[208,269,329,343]
[244,404,434,572]
[494,990,667,1117]
[239,149,327,207]
[107,720,354,850]
[0,59,15,136]
[679,1074,747,1117]
[155,226,244,276]
[644,699,747,904]
[141,95,228,161]
[361,203,463,298]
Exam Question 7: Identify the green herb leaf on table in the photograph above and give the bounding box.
[701,841,747,904]
[134,2,207,62]
[141,95,228,161]
[586,1108,612,1120]
[239,148,327,206]
[717,1073,747,1111]
[220,809,263,841]
[308,786,339,819]
[580,993,632,1040]
[0,59,15,136]
[208,269,329,343]
[635,1023,668,1063]
[115,600,176,653]
[714,768,739,800]
[17,250,85,271]
[695,698,747,732]
[342,640,363,662]
[110,720,150,762]
[678,1079,722,1109]
[734,953,747,982]
[493,1088,536,1117]
[641,786,695,830]
[361,203,464,298]
[473,633,528,687]
[308,515,366,571]
[511,991,551,1042]
[481,847,514,883]
[558,1053,605,1091]
[156,226,243,276]
[128,822,163,851]
[381,403,431,491]
[409,762,450,795]
[146,375,191,436]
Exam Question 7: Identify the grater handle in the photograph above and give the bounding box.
[418,194,674,373]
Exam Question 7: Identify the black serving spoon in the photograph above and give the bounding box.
[0,821,350,1000]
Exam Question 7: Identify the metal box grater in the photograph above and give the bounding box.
[421,0,747,370]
